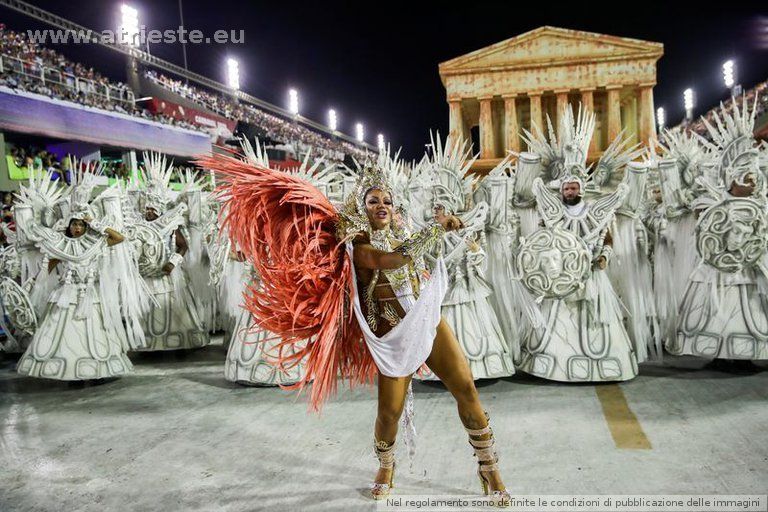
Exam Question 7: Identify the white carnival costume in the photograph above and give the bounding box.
[472,155,525,362]
[15,166,147,380]
[408,136,515,380]
[2,171,68,354]
[652,129,707,343]
[125,153,209,351]
[178,169,219,332]
[0,223,35,352]
[517,106,639,382]
[668,96,768,360]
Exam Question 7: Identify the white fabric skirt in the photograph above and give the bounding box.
[347,244,447,378]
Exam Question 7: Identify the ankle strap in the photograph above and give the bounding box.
[479,462,500,472]
[374,439,395,469]
[465,424,492,437]
[464,411,492,437]
[464,413,500,471]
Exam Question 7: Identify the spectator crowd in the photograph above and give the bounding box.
[146,70,372,163]
[0,27,204,133]
[0,23,375,164]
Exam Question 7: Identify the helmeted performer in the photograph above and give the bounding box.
[651,129,707,344]
[15,167,146,380]
[668,96,768,362]
[472,154,526,362]
[408,136,516,379]
[0,222,34,352]
[12,171,66,325]
[177,168,219,332]
[201,149,511,504]
[125,153,210,351]
[517,106,639,382]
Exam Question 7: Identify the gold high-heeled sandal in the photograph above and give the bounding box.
[465,414,511,508]
[371,439,396,500]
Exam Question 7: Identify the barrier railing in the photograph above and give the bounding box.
[0,53,135,106]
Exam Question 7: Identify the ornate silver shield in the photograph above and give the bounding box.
[128,224,169,276]
[517,227,592,299]
[696,197,768,273]
[0,277,37,334]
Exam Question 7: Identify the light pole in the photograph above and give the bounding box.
[355,123,364,144]
[377,133,385,152]
[178,0,189,83]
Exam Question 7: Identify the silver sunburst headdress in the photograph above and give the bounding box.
[700,94,761,189]
[413,132,476,215]
[522,104,595,194]
[50,158,104,230]
[139,151,175,214]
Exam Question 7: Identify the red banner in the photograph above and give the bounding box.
[145,98,236,141]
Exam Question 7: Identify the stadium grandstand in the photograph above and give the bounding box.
[0,1,377,192]
[670,79,768,141]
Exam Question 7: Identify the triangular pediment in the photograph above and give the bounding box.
[439,26,663,74]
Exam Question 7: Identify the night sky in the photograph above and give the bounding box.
[2,1,767,158]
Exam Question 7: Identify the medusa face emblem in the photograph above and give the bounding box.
[517,227,591,299]
[697,198,768,273]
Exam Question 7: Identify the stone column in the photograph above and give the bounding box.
[479,96,495,159]
[581,88,598,154]
[503,94,520,153]
[606,85,622,143]
[637,83,656,145]
[448,98,466,146]
[528,92,543,132]
[555,89,570,130]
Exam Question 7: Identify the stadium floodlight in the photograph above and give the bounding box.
[683,88,695,120]
[722,59,741,96]
[377,133,385,151]
[355,123,364,143]
[328,109,337,131]
[723,60,735,88]
[226,58,240,90]
[288,89,299,116]
[119,4,140,47]
[656,107,665,130]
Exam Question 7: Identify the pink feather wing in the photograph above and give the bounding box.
[197,153,376,410]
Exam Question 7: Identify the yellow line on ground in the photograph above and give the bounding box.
[595,384,652,450]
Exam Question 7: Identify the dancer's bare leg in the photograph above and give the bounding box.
[374,373,412,485]
[425,318,507,492]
